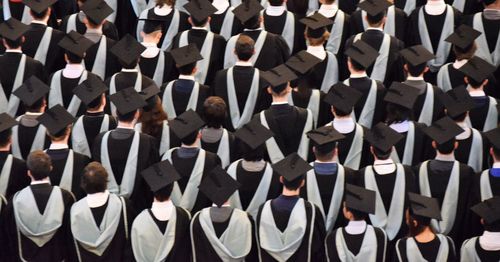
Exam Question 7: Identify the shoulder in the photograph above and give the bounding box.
[394,7,408,18]
[375,80,385,90]
[59,187,76,204]
[73,151,91,163]
[176,206,192,220]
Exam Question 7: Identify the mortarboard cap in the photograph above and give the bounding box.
[272,153,312,182]
[285,50,322,74]
[323,82,363,113]
[109,87,147,115]
[58,31,94,58]
[198,165,241,207]
[408,192,442,220]
[364,122,404,152]
[307,126,345,147]
[234,119,274,150]
[169,43,203,67]
[422,117,464,145]
[345,40,379,69]
[358,0,390,16]
[458,56,496,84]
[300,13,333,38]
[261,64,297,93]
[400,45,435,66]
[139,85,161,110]
[438,87,475,118]
[184,0,217,22]
[140,17,166,34]
[141,160,181,192]
[345,184,376,214]
[13,76,49,106]
[484,127,500,151]
[471,196,500,225]
[37,104,76,135]
[445,24,481,50]
[81,0,114,25]
[384,82,420,110]
[110,34,146,66]
[169,109,205,140]
[22,0,57,14]
[72,77,108,106]
[232,0,264,24]
[0,18,29,41]
[0,113,18,133]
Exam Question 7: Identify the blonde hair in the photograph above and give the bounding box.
[306,29,330,46]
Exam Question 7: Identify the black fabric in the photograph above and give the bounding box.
[84,112,118,151]
[200,130,238,163]
[395,235,456,262]
[209,8,243,37]
[90,198,109,227]
[475,237,500,261]
[159,79,210,118]
[335,124,373,170]
[139,50,177,85]
[237,29,290,71]
[46,148,90,199]
[262,11,306,55]
[326,226,387,262]
[469,96,500,131]
[404,80,445,124]
[22,24,66,75]
[0,151,29,199]
[235,162,281,211]
[84,37,120,80]
[59,13,119,40]
[346,77,387,128]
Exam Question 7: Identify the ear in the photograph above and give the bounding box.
[312,146,316,154]
[403,64,408,72]
[431,140,437,149]
[454,141,459,150]
[188,17,193,26]
[424,66,430,73]
[483,79,489,86]
[279,176,284,184]
[267,87,272,95]
[369,146,375,156]
[490,147,495,158]
[464,76,469,84]
[140,31,145,38]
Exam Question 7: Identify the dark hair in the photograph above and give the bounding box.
[48,125,71,141]
[346,205,367,220]
[27,150,52,180]
[314,143,336,160]
[177,62,197,75]
[117,109,138,122]
[153,184,174,201]
[373,146,392,160]
[235,35,255,61]
[66,51,83,64]
[239,142,265,161]
[332,105,353,117]
[349,57,366,71]
[25,97,46,112]
[449,112,467,122]
[87,94,104,109]
[243,15,260,30]
[81,162,108,194]
[386,103,413,125]
[181,131,199,145]
[453,43,476,61]
[268,0,284,6]
[0,129,12,147]
[405,63,427,77]
[140,99,168,138]
[484,220,500,232]
[281,175,304,190]
[366,12,385,25]
[190,16,209,27]
[203,96,227,128]
[492,146,500,160]
[30,9,49,20]
[436,139,456,154]
[408,214,432,236]
[120,60,139,69]
[467,77,484,88]
[4,37,23,49]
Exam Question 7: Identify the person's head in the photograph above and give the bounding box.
[3,36,25,49]
[181,130,201,146]
[29,8,51,21]
[117,109,141,124]
[453,42,477,61]
[81,162,108,194]
[365,11,386,27]
[26,150,52,181]
[448,111,468,122]
[239,142,265,161]
[203,96,227,128]
[140,97,168,137]
[385,103,413,125]
[235,35,255,61]
[156,0,175,7]
[48,125,71,142]
[82,15,104,28]
[404,62,429,77]
[154,184,174,201]
[279,175,305,191]
[120,59,139,70]
[140,26,163,44]
[464,76,489,89]
[491,146,500,163]
[0,129,12,149]
[188,16,210,27]
[347,57,367,73]
[87,93,106,112]
[406,209,434,236]
[268,0,285,6]
[177,62,197,75]
[320,0,335,4]
[313,143,337,162]
[243,14,262,30]
[370,145,392,160]
[342,202,367,221]
[305,29,329,47]
[267,84,291,99]
[65,52,83,64]
[25,97,47,113]
[432,139,458,154]
[331,105,352,118]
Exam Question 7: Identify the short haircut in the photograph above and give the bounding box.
[117,109,138,122]
[345,205,368,220]
[314,143,336,159]
[436,139,456,154]
[385,103,413,125]
[120,60,139,70]
[332,105,353,117]
[281,175,304,190]
[0,129,12,147]
[203,96,227,128]
[48,125,71,141]
[366,12,385,25]
[181,131,199,145]
[467,77,484,88]
[235,35,255,61]
[492,146,500,160]
[405,62,427,77]
[453,43,477,61]
[154,184,174,201]
[449,112,467,122]
[66,51,83,64]
[25,97,46,112]
[156,0,175,7]
[81,162,108,194]
[87,94,104,109]
[4,37,23,49]
[177,62,197,75]
[30,9,49,20]
[27,150,52,180]
[243,15,260,30]
[190,16,209,27]
[373,146,392,160]
[349,57,367,71]
[268,0,284,6]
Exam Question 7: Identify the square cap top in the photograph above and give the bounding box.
[307,126,345,146]
[422,117,464,145]
[110,34,146,66]
[169,43,203,67]
[0,18,29,41]
[408,192,442,220]
[232,0,264,24]
[300,13,333,38]
[471,196,500,225]
[81,0,114,25]
[72,77,108,106]
[13,76,50,106]
[0,113,18,133]
[445,24,481,50]
[139,84,161,110]
[140,17,166,34]
[261,64,297,91]
[198,165,241,207]
[234,119,274,150]
[184,0,217,22]
[458,56,496,83]
[58,31,94,58]
[37,104,75,135]
[285,50,322,75]
[400,45,435,66]
[324,82,363,113]
[364,122,404,152]
[169,109,205,140]
[141,160,181,193]
[438,87,475,118]
[22,0,57,14]
[272,153,312,182]
[109,87,147,115]
[358,0,390,16]
[345,40,379,69]
[345,184,376,214]
[384,82,420,110]
[484,127,500,151]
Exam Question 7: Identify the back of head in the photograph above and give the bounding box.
[314,143,336,161]
[243,15,260,29]
[27,150,52,180]
[140,99,168,138]
[405,62,427,77]
[453,43,477,61]
[0,129,12,148]
[30,9,50,20]
[366,11,385,26]
[385,103,413,125]
[268,0,284,6]
[408,211,433,236]
[81,162,108,194]
[282,175,304,191]
[235,35,255,61]
[372,146,391,160]
[203,96,227,128]
[436,139,456,154]
[154,184,174,201]
[177,62,197,75]
[117,109,138,123]
[49,125,71,142]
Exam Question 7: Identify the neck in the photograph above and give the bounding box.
[0,144,10,151]
[117,120,135,129]
[415,227,436,242]
[142,36,160,45]
[272,94,289,103]
[87,107,104,113]
[51,138,69,146]
[468,86,484,92]
[435,151,455,161]
[282,187,300,196]
[6,47,22,51]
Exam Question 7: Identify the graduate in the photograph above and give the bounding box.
[301,126,357,233]
[114,0,156,37]
[131,160,192,262]
[253,64,313,163]
[400,45,444,125]
[345,0,406,87]
[227,119,281,218]
[224,0,290,71]
[417,116,474,246]
[458,56,499,132]
[71,78,117,158]
[394,0,420,16]
[461,196,500,261]
[3,150,75,261]
[325,184,388,262]
[0,18,45,117]
[323,83,373,170]
[160,44,210,119]
[256,153,326,261]
[395,193,457,262]
[92,88,160,211]
[161,110,222,214]
[336,0,360,15]
[38,105,90,199]
[10,76,50,160]
[316,0,350,62]
[191,165,258,261]
[209,0,242,40]
[70,161,135,261]
[48,31,101,117]
[343,40,386,128]
[171,0,226,86]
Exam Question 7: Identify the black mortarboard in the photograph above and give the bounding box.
[139,85,161,110]
[81,0,114,25]
[345,184,376,214]
[58,31,94,58]
[184,0,217,22]
[232,0,263,24]
[141,160,181,193]
[384,82,420,110]
[422,117,464,145]
[169,109,205,140]
[72,78,108,106]
[13,76,49,106]
[198,165,241,207]
[169,43,203,67]
[22,0,57,14]
[484,127,500,151]
[300,13,333,38]
[37,105,75,135]
[323,82,363,113]
[458,56,496,84]
[400,45,435,66]
[261,64,297,93]
[307,126,345,146]
[358,0,390,16]
[140,17,166,34]
[285,50,322,74]
[364,122,404,152]
[438,87,475,118]
[0,113,18,133]
[471,196,500,225]
[345,40,379,69]
[408,192,442,220]
[234,119,274,150]
[272,153,312,182]
[110,34,146,66]
[445,24,481,50]
[109,87,147,115]
[0,18,29,41]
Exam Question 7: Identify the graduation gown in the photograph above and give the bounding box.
[12,114,50,160]
[454,127,488,173]
[468,95,499,132]
[46,148,90,200]
[159,79,210,119]
[403,79,445,126]
[436,62,467,92]
[22,23,65,75]
[337,0,360,15]
[461,236,500,261]
[0,151,29,200]
[139,47,177,86]
[72,112,118,158]
[390,121,427,166]
[59,12,119,40]
[328,122,373,170]
[344,77,386,128]
[209,6,244,40]
[318,8,350,78]
[200,128,237,168]
[114,0,157,37]
[289,87,330,128]
[350,6,408,44]
[84,36,121,80]
[298,50,339,94]
[262,9,306,55]
[105,70,156,93]
[395,234,456,262]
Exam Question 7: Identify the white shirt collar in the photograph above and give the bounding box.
[31,178,51,185]
[86,190,110,208]
[192,26,208,30]
[333,117,355,134]
[390,120,410,133]
[244,28,263,32]
[345,220,367,235]
[235,60,253,66]
[435,153,456,162]
[212,0,230,14]
[121,68,139,73]
[179,74,195,80]
[212,203,231,207]
[307,45,327,60]
[493,163,500,168]
[455,121,472,140]
[5,49,22,53]
[350,72,368,78]
[425,0,447,15]
[31,20,48,26]
[49,143,69,150]
[154,5,173,16]
[62,63,85,79]
[407,75,425,81]
[25,112,43,116]
[373,158,396,174]
[452,59,468,69]
[480,231,500,251]
[272,101,289,105]
[318,4,338,17]
[469,89,486,97]
[151,200,175,221]
[265,5,286,16]
[366,26,384,32]
[117,123,135,129]
[141,42,160,58]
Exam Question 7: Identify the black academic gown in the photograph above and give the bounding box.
[392,121,427,166]
[139,8,190,48]
[15,114,50,160]
[296,52,339,94]
[289,87,331,127]
[468,96,500,132]
[92,128,160,211]
[455,129,489,172]
[200,129,238,164]
[321,10,351,79]
[209,8,244,37]
[262,10,306,55]
[346,76,387,128]
[84,36,121,80]
[462,237,500,261]
[22,23,65,75]
[350,8,408,43]
[0,193,8,261]
[59,12,119,40]
[403,79,445,125]
[3,183,75,261]
[139,49,177,86]
[159,79,210,117]
[104,71,157,92]
[395,235,456,262]
[76,112,118,153]
[46,148,90,200]
[334,123,373,170]
[0,152,29,200]
[337,0,360,15]
[285,0,310,18]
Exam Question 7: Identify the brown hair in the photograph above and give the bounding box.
[156,0,175,7]
[81,162,109,194]
[305,30,330,46]
[235,35,255,61]
[140,99,168,138]
[27,150,52,180]
[454,43,477,61]
[203,96,227,128]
